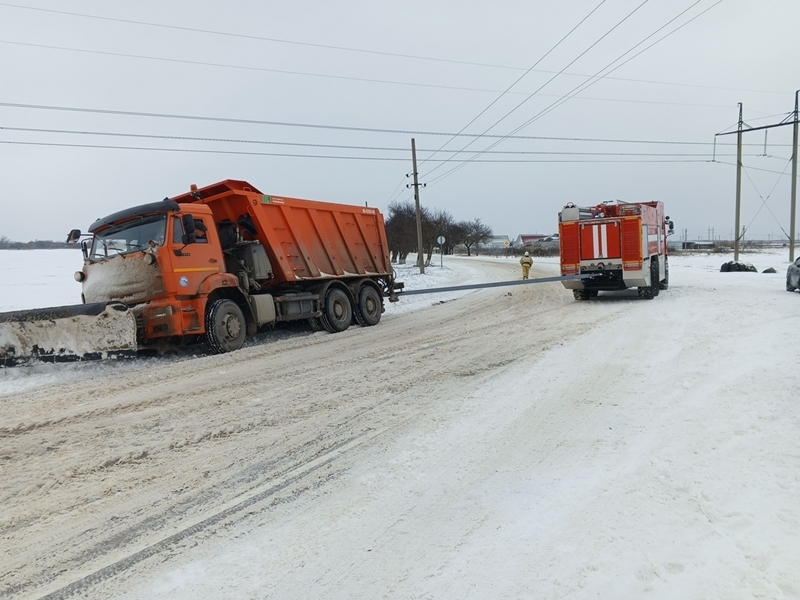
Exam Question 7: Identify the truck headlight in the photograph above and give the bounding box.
[74,271,86,282]
[151,306,174,318]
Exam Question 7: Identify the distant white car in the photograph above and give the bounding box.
[787,257,800,291]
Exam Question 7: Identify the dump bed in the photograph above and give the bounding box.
[173,180,392,285]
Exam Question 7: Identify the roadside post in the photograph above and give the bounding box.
[437,235,445,268]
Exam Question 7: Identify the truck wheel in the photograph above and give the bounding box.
[322,288,352,333]
[659,259,669,290]
[205,299,246,353]
[573,289,589,301]
[355,285,381,327]
[650,258,660,297]
[638,287,654,300]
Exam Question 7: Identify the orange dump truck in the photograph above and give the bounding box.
[558,200,674,300]
[0,180,399,364]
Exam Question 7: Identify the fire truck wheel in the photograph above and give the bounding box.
[638,287,654,299]
[322,287,352,333]
[355,285,382,327]
[573,289,589,301]
[651,258,660,297]
[205,299,246,353]
[659,259,670,290]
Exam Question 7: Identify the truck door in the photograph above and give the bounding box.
[579,221,621,260]
[168,214,224,295]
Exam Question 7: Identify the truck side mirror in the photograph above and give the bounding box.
[66,229,81,243]
[181,214,197,245]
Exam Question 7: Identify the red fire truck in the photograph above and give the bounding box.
[558,201,674,300]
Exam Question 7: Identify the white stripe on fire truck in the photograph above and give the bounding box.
[591,224,609,258]
[600,224,608,257]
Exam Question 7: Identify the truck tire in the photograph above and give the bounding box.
[651,257,660,297]
[659,258,669,290]
[322,288,352,333]
[573,289,589,301]
[355,285,381,327]
[205,299,246,353]
[788,277,797,292]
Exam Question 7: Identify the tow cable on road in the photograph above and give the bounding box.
[395,274,595,297]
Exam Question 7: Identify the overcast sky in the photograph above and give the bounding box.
[1,0,798,244]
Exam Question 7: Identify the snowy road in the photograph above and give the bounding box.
[1,251,799,599]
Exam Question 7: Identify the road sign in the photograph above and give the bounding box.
[437,235,445,245]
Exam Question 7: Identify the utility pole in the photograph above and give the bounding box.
[791,90,798,261]
[717,93,800,261]
[735,103,743,262]
[408,138,426,274]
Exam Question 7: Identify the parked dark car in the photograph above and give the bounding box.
[787,257,800,291]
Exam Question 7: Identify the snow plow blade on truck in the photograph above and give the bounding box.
[2,179,397,367]
[0,302,137,366]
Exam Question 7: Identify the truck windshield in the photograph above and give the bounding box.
[90,214,167,260]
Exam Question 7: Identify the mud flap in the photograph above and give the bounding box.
[0,302,137,366]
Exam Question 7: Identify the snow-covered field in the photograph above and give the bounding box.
[1,248,799,599]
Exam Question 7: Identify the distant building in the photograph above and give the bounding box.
[483,235,511,250]
[532,233,560,249]
[514,234,548,247]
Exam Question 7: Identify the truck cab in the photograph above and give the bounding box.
[74,200,240,349]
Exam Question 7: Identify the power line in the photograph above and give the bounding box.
[714,160,800,177]
[522,1,726,129]
[421,0,653,174]
[0,2,788,96]
[740,160,793,239]
[420,0,608,168]
[4,101,779,146]
[0,39,514,95]
[425,0,723,187]
[0,124,765,157]
[0,139,716,163]
[0,38,765,109]
[0,3,524,72]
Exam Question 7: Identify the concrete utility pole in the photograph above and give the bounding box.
[717,93,800,261]
[408,138,426,274]
[734,103,743,262]
[790,90,798,261]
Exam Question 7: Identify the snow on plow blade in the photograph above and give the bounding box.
[0,302,137,367]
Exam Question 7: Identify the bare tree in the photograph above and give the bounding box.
[385,201,417,263]
[422,208,456,265]
[460,218,493,256]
